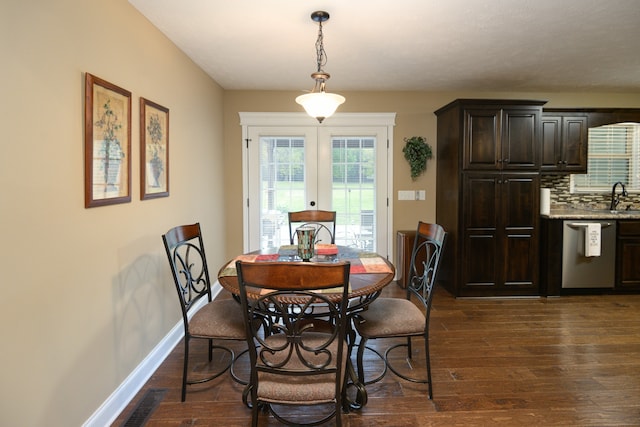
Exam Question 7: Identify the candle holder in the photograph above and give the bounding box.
[296,226,316,261]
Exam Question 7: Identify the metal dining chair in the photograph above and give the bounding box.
[162,223,247,401]
[288,209,337,244]
[353,221,446,399]
[235,260,351,427]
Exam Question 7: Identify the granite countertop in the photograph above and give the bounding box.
[543,205,640,219]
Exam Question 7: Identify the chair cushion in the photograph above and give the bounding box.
[355,298,425,338]
[256,333,347,405]
[258,372,337,405]
[189,298,246,339]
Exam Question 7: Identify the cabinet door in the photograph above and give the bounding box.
[502,108,540,170]
[463,108,500,170]
[461,173,539,296]
[501,173,539,292]
[464,107,540,171]
[616,221,640,290]
[541,116,561,171]
[560,116,588,172]
[540,114,587,173]
[462,173,500,291]
[617,239,640,290]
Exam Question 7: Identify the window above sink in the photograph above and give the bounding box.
[571,122,640,194]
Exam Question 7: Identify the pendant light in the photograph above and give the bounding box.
[295,11,345,123]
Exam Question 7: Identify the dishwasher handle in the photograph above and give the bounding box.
[566,222,613,230]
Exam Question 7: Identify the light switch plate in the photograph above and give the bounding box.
[417,190,426,200]
[398,190,415,201]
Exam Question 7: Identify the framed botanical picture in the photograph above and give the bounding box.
[140,98,169,199]
[84,73,132,208]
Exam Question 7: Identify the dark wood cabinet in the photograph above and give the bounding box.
[462,173,539,296]
[541,114,588,173]
[463,106,541,170]
[617,221,640,290]
[539,218,563,296]
[435,99,545,297]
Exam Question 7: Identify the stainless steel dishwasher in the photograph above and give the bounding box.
[562,220,616,288]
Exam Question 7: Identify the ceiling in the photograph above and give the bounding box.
[128,0,640,93]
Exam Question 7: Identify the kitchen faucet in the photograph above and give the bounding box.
[610,181,628,211]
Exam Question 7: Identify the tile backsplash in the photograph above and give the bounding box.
[541,175,640,210]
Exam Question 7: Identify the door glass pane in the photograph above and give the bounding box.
[259,136,305,250]
[331,136,376,251]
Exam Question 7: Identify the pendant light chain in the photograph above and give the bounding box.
[315,18,327,73]
[295,10,345,123]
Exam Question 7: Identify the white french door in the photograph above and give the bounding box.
[246,126,319,249]
[240,113,395,258]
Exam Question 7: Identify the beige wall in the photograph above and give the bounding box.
[2,1,640,425]
[223,91,640,259]
[1,1,226,426]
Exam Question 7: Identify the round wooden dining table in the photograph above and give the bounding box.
[216,244,396,410]
[217,244,395,309]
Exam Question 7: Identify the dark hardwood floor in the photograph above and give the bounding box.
[112,283,640,426]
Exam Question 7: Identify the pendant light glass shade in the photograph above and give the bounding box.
[296,11,344,123]
[296,91,345,124]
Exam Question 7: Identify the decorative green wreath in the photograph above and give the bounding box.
[402,136,432,179]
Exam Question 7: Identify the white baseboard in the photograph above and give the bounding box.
[83,283,224,426]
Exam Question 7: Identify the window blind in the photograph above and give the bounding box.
[572,123,640,193]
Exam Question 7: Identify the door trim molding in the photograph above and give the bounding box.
[239,112,396,127]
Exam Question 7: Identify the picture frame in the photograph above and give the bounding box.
[84,73,132,208]
[140,98,169,199]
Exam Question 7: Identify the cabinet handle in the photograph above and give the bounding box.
[567,222,613,229]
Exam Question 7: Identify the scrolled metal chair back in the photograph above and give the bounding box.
[288,210,337,244]
[252,290,341,370]
[235,260,351,425]
[236,261,350,373]
[407,222,446,314]
[163,223,212,316]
